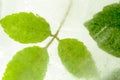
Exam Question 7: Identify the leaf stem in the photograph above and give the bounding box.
[45,0,73,48]
[51,34,60,41]
[55,0,72,36]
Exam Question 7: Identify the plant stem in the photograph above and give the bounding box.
[55,0,72,36]
[45,0,73,48]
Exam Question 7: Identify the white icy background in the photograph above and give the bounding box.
[0,0,120,80]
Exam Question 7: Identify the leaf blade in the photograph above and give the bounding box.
[2,46,49,80]
[84,3,120,57]
[103,69,120,80]
[58,38,98,78]
[0,12,51,43]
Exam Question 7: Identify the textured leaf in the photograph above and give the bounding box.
[0,12,51,43]
[58,38,98,78]
[103,69,120,80]
[84,3,120,57]
[2,46,49,80]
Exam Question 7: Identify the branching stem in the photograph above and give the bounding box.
[45,0,73,48]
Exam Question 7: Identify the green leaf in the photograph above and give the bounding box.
[103,69,120,80]
[58,38,98,78]
[84,3,120,57]
[0,12,51,43]
[2,46,49,80]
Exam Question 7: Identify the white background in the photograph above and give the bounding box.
[0,0,120,80]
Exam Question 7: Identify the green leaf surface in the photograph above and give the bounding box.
[2,46,49,80]
[58,38,98,78]
[84,3,120,57]
[103,69,120,80]
[0,12,51,43]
